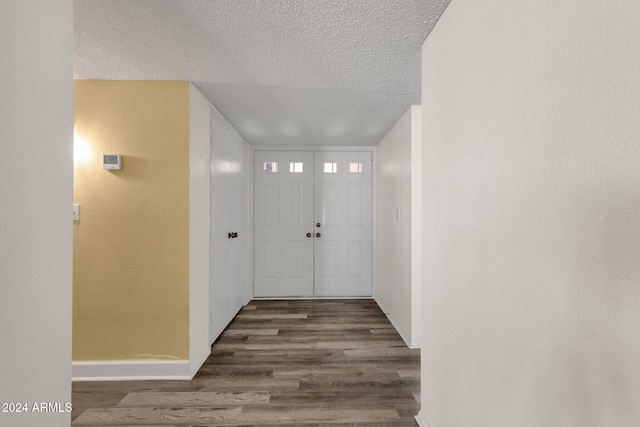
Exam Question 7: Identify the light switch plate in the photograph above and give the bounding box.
[73,204,80,221]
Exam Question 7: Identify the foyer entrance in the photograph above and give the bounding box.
[253,151,372,297]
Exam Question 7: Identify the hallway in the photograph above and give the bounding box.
[72,299,421,425]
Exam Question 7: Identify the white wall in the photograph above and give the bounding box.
[419,1,640,426]
[0,1,73,426]
[189,84,212,375]
[375,106,421,347]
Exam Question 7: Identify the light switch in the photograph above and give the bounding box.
[73,204,80,221]
[394,207,400,221]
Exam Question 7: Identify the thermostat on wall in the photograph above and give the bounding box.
[103,154,122,170]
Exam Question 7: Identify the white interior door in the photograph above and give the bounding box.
[209,113,246,344]
[226,124,247,311]
[314,152,372,296]
[253,151,315,297]
[253,150,372,297]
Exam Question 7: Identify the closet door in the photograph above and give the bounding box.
[209,113,246,344]
[253,151,315,297]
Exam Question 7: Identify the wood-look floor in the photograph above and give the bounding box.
[72,299,420,426]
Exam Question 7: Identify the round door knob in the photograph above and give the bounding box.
[316,232,321,238]
[316,223,321,227]
[306,233,312,238]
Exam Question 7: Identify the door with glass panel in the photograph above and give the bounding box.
[313,151,372,296]
[254,151,315,297]
[253,150,372,297]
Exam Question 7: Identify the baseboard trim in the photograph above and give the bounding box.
[415,411,430,427]
[190,346,211,378]
[72,360,192,381]
[374,298,420,349]
[252,296,374,300]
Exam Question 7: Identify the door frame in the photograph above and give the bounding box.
[247,145,377,300]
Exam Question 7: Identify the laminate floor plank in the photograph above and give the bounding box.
[270,367,405,378]
[235,314,308,320]
[73,406,243,425]
[72,299,420,426]
[238,407,400,424]
[116,392,270,407]
[195,378,301,392]
[222,329,279,336]
[267,390,418,406]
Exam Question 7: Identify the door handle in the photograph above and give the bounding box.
[316,232,321,238]
[306,232,312,238]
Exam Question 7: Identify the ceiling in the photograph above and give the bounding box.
[74,0,449,146]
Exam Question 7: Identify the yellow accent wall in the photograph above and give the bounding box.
[73,81,190,361]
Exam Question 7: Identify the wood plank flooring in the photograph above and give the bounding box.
[72,299,420,426]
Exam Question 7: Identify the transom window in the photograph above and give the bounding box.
[323,162,337,173]
[289,162,304,173]
[348,162,363,173]
[263,161,279,173]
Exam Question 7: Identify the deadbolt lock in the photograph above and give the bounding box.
[316,222,321,227]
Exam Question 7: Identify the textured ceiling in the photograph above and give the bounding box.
[74,0,449,146]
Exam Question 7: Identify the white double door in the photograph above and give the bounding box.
[254,151,372,297]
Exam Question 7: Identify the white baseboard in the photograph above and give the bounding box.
[252,296,374,300]
[415,410,430,427]
[374,298,420,349]
[72,360,192,381]
[189,346,211,378]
